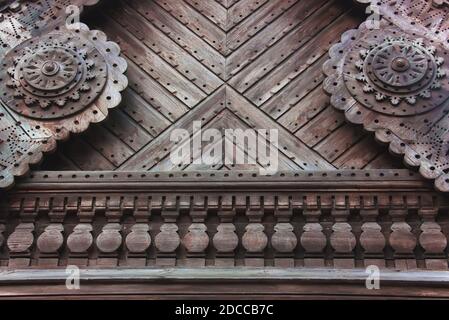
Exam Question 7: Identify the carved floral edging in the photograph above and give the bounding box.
[355,0,449,48]
[0,1,128,190]
[0,23,129,141]
[323,21,449,192]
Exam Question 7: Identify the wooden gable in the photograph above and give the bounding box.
[38,0,403,172]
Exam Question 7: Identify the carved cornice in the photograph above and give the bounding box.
[0,0,128,189]
[0,170,447,270]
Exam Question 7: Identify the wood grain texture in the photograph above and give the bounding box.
[2,268,449,299]
[324,14,449,192]
[41,0,401,172]
[0,169,447,271]
[0,1,127,189]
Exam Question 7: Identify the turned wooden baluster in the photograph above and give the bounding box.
[419,205,448,270]
[214,197,238,267]
[7,223,35,267]
[360,209,386,268]
[389,209,417,270]
[272,195,296,267]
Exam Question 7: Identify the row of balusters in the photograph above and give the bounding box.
[1,217,448,269]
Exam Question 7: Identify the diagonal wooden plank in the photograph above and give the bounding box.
[314,124,365,163]
[60,137,115,171]
[119,86,228,170]
[215,0,241,9]
[83,125,135,167]
[278,85,329,134]
[225,0,269,31]
[154,0,227,54]
[99,15,207,108]
[364,153,403,169]
[228,0,346,91]
[151,109,302,171]
[246,9,359,107]
[333,136,385,169]
[39,152,80,171]
[121,89,172,138]
[225,86,335,170]
[183,0,228,31]
[127,60,190,122]
[260,54,327,118]
[103,109,153,153]
[217,110,304,171]
[128,0,226,78]
[295,106,345,147]
[105,2,224,95]
[226,0,328,75]
[150,109,231,171]
[225,0,301,55]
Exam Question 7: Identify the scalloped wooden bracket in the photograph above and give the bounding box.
[324,16,449,192]
[355,0,449,47]
[0,0,128,189]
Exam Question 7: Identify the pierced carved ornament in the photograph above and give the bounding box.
[324,21,449,192]
[3,31,108,119]
[357,0,449,45]
[0,1,127,189]
[352,36,447,113]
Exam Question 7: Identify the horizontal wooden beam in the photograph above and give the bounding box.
[7,169,435,193]
[1,268,449,299]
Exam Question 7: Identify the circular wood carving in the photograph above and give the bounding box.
[3,32,108,119]
[0,1,127,190]
[324,19,449,192]
[345,34,447,115]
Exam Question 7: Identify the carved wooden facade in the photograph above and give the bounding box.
[0,0,127,189]
[1,0,449,299]
[1,170,448,270]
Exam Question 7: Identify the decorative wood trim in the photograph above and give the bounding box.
[0,170,448,270]
[324,14,449,192]
[0,0,128,190]
[1,268,449,299]
[356,0,449,46]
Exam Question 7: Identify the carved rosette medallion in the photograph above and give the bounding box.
[350,36,446,113]
[0,23,127,189]
[324,21,449,192]
[4,32,108,119]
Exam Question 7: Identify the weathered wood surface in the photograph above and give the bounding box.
[0,1,127,189]
[40,0,403,172]
[0,169,447,270]
[2,268,449,299]
[325,1,449,191]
